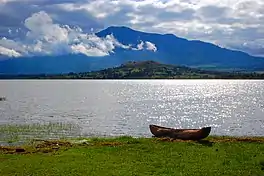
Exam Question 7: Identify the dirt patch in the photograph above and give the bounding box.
[33,140,72,153]
[210,137,264,143]
[94,142,123,146]
[0,146,28,154]
[0,140,73,154]
[155,137,196,142]
[35,140,72,148]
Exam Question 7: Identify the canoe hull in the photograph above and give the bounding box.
[149,125,211,140]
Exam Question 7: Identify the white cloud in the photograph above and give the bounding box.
[136,41,144,50]
[0,37,27,54]
[0,45,21,57]
[71,44,109,56]
[145,41,157,52]
[0,11,156,57]
[131,40,158,51]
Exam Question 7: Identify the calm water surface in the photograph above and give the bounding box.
[0,80,264,137]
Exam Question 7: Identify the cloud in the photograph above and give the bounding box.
[0,45,21,57]
[0,0,16,3]
[54,0,263,56]
[197,5,231,21]
[136,41,144,50]
[145,41,157,52]
[0,11,157,57]
[0,0,102,38]
[132,40,158,52]
[1,0,264,56]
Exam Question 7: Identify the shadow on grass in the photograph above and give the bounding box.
[260,160,264,171]
[197,140,214,147]
[154,137,214,147]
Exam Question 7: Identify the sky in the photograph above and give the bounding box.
[0,0,264,57]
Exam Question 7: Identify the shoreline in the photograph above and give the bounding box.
[1,122,264,145]
[1,136,264,156]
[1,135,264,147]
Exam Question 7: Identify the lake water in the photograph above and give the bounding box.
[0,80,264,138]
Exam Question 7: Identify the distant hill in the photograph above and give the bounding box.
[1,61,263,79]
[0,26,264,75]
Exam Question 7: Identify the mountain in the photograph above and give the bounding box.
[0,54,117,75]
[96,26,264,71]
[1,61,263,79]
[0,26,264,74]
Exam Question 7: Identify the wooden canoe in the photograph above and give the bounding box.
[149,125,211,140]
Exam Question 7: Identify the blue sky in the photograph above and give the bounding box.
[0,0,264,57]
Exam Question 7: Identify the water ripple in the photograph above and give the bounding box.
[0,80,264,137]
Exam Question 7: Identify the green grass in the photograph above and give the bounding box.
[1,136,264,176]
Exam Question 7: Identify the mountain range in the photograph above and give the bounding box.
[1,26,264,74]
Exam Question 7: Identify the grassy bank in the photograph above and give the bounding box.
[1,136,264,176]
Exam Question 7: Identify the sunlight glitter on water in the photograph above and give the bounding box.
[0,79,264,138]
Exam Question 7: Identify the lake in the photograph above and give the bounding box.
[0,80,264,138]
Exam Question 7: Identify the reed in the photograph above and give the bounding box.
[0,122,81,143]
